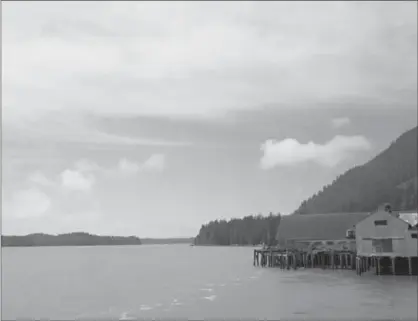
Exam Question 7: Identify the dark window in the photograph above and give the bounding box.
[411,234,417,239]
[372,239,393,252]
[382,239,393,252]
[374,220,388,226]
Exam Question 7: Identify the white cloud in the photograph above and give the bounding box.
[3,188,51,219]
[2,112,191,147]
[64,155,166,182]
[141,154,166,172]
[2,1,416,135]
[23,154,165,195]
[260,135,371,169]
[28,171,56,187]
[113,154,166,176]
[331,117,351,129]
[60,169,95,192]
[74,159,103,172]
[117,158,141,175]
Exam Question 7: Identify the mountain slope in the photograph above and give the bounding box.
[294,126,417,214]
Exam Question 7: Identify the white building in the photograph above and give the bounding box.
[355,208,417,258]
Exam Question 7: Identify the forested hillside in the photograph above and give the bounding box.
[194,213,281,246]
[1,232,142,247]
[140,237,194,245]
[294,126,417,214]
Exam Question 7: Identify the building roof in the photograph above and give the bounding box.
[276,212,370,244]
[397,209,418,214]
[398,212,418,226]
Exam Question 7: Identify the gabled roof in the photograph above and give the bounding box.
[398,212,418,226]
[354,209,417,228]
[276,212,370,244]
[397,209,418,214]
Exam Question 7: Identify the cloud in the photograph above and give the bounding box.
[331,117,351,129]
[23,154,166,195]
[141,154,166,172]
[2,1,416,136]
[2,111,191,147]
[3,188,51,219]
[74,159,103,172]
[3,154,154,222]
[3,152,164,230]
[28,171,56,187]
[113,154,166,176]
[260,135,371,169]
[60,169,95,192]
[117,158,141,175]
[64,154,166,182]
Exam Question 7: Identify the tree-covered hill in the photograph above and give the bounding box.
[140,237,194,245]
[1,232,142,247]
[294,126,417,214]
[194,213,281,246]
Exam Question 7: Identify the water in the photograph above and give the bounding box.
[2,245,417,320]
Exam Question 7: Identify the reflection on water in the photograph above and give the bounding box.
[2,245,417,320]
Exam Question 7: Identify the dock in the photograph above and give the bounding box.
[253,248,418,276]
[356,255,418,276]
[253,248,356,270]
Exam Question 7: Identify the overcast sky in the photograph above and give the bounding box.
[2,1,417,237]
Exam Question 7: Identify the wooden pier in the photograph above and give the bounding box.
[356,255,418,276]
[254,248,418,276]
[253,248,357,270]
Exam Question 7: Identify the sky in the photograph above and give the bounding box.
[2,1,417,237]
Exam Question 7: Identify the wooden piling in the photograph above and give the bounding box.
[408,257,412,276]
[391,257,396,275]
[356,257,359,275]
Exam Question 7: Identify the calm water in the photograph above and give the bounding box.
[2,245,417,320]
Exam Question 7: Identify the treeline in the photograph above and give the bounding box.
[294,126,417,214]
[141,237,194,245]
[1,232,142,247]
[194,213,281,246]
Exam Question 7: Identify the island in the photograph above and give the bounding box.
[1,232,142,247]
[1,233,195,247]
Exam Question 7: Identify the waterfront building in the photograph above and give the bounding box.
[355,206,418,275]
[275,212,370,251]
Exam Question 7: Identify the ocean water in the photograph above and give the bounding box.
[2,244,417,320]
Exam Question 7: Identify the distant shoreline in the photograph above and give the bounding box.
[1,233,194,248]
[193,244,260,248]
[2,243,144,248]
[2,243,194,248]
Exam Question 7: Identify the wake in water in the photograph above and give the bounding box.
[203,294,217,301]
[200,288,214,292]
[119,311,136,320]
